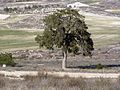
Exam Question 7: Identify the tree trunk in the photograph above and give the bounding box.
[62,51,67,70]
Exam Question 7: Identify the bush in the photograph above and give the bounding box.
[4,7,9,12]
[96,63,104,69]
[0,53,15,66]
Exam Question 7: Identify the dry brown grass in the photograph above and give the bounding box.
[0,73,120,90]
[0,74,5,89]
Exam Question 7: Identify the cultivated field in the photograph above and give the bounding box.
[0,29,42,51]
[0,12,120,51]
[84,12,120,48]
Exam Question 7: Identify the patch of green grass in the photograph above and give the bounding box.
[0,29,42,51]
[0,29,39,36]
[84,13,120,48]
[0,14,42,51]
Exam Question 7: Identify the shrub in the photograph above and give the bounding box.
[0,53,15,66]
[96,63,104,69]
[4,7,9,12]
[32,5,38,9]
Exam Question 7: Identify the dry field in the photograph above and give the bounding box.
[0,73,120,90]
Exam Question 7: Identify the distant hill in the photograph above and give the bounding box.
[0,0,61,3]
[92,0,120,9]
[0,0,102,3]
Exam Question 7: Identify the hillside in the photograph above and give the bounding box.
[0,1,120,90]
[0,0,120,50]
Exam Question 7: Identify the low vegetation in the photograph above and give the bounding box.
[0,29,42,51]
[0,74,120,90]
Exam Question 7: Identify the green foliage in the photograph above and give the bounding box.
[96,63,104,69]
[4,7,9,12]
[4,7,15,13]
[35,8,94,56]
[0,53,15,66]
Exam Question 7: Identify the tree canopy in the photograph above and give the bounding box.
[35,8,94,69]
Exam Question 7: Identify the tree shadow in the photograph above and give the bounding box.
[67,64,120,69]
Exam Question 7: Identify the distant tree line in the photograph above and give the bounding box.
[3,4,62,14]
[0,0,41,3]
[0,0,63,3]
[4,5,43,13]
[16,0,37,2]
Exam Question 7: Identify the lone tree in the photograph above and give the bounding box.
[35,9,94,70]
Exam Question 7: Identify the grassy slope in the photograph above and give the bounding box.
[0,29,42,51]
[84,12,120,48]
[0,14,42,51]
[0,11,120,51]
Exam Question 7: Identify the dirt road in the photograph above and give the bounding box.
[0,71,120,79]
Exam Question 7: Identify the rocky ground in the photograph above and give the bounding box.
[0,43,119,72]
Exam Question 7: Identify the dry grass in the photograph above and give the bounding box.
[0,73,120,90]
[0,74,5,89]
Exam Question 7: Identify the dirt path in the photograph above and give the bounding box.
[0,71,120,79]
[0,14,10,20]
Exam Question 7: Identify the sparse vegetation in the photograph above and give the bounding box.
[0,74,120,90]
